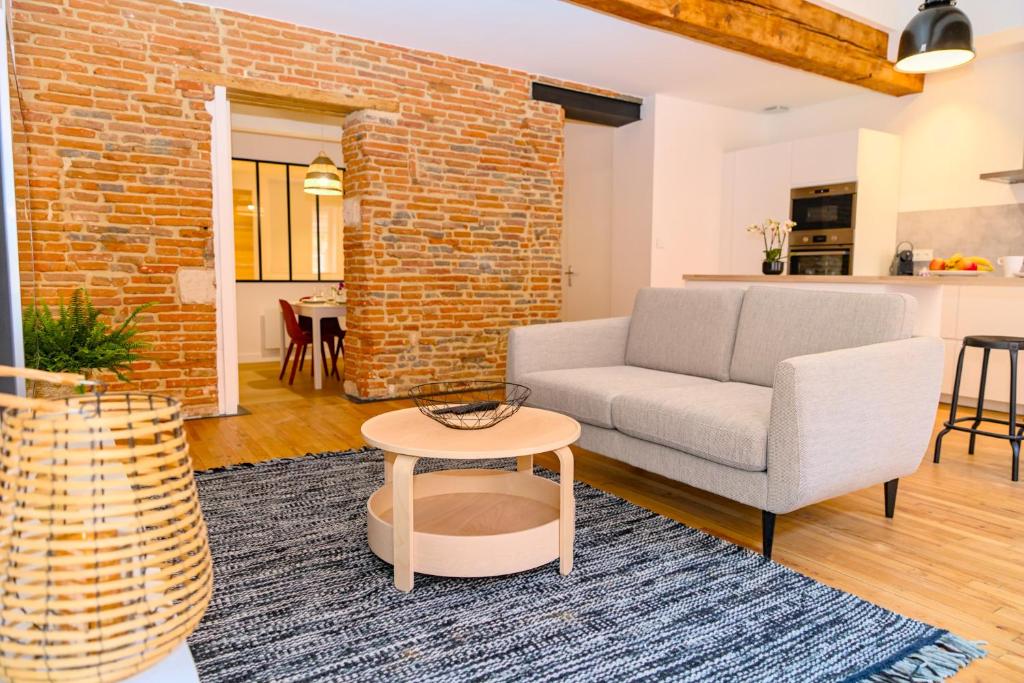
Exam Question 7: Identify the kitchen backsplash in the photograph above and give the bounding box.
[897,203,1024,260]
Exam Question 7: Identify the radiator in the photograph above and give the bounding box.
[262,307,282,350]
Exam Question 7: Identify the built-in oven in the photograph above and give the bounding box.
[789,247,852,276]
[789,183,857,275]
[790,182,857,231]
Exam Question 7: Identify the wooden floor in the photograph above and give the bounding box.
[185,362,1024,681]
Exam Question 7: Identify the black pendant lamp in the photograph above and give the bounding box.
[895,0,975,74]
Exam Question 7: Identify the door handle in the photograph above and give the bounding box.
[564,266,575,287]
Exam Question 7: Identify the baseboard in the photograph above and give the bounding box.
[239,354,281,364]
[186,404,252,421]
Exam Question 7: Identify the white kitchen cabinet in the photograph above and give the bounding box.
[956,286,1024,338]
[790,130,859,188]
[852,130,901,276]
[940,285,1024,411]
[939,285,960,339]
[721,141,792,275]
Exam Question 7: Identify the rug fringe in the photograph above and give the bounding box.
[861,632,986,683]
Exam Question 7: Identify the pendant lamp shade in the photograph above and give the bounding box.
[895,0,974,74]
[303,151,343,196]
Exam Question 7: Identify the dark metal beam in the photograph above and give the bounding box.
[532,83,642,127]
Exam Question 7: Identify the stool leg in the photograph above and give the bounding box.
[1010,347,1019,482]
[935,343,967,464]
[969,348,991,455]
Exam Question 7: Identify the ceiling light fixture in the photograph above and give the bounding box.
[895,0,975,74]
[304,113,344,196]
[303,151,344,196]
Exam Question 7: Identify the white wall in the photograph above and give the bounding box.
[562,122,613,321]
[236,282,323,362]
[757,51,1024,213]
[609,104,656,315]
[649,94,767,286]
[231,104,343,164]
[232,131,327,165]
[605,94,774,301]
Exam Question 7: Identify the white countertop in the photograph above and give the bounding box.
[682,274,1024,287]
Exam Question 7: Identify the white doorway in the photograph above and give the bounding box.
[207,86,239,415]
[208,86,353,413]
[561,121,614,321]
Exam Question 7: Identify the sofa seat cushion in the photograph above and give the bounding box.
[612,382,773,472]
[518,366,715,429]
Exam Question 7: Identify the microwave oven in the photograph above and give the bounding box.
[790,182,857,231]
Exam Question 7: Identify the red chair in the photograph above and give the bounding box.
[279,300,344,384]
[322,318,346,380]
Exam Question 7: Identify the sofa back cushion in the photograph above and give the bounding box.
[625,288,745,381]
[729,286,916,387]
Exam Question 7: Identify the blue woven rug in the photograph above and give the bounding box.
[188,450,983,682]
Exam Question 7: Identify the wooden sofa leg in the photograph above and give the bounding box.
[761,510,776,559]
[884,478,899,518]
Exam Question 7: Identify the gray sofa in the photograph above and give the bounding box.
[507,286,943,558]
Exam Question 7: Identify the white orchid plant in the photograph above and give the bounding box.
[747,218,797,263]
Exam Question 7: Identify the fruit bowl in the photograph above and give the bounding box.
[928,270,984,277]
[927,253,993,274]
[410,381,531,430]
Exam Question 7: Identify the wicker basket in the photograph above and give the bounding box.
[0,368,212,682]
[409,380,531,429]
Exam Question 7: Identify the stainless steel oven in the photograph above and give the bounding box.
[789,247,852,276]
[791,182,857,231]
[789,184,857,275]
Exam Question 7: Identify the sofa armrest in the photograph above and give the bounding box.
[766,336,943,514]
[506,317,631,381]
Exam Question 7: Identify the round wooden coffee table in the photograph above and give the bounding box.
[360,407,581,592]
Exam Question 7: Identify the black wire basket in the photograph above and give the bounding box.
[410,381,531,430]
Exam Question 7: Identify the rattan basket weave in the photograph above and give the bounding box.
[0,368,212,682]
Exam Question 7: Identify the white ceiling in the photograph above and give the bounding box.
[194,0,1023,112]
[821,1,1024,43]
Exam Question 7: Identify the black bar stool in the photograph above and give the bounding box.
[934,335,1023,481]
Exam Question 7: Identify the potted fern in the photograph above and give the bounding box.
[22,289,152,398]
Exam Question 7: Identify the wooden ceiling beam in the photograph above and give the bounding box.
[567,0,924,96]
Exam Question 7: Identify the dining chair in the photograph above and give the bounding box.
[279,300,344,385]
[322,318,346,380]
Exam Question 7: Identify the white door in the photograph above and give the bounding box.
[561,122,614,321]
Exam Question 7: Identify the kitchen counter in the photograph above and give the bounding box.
[682,274,1024,287]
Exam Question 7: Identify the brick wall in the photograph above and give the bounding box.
[8,0,608,411]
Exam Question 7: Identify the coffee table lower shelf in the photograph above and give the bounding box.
[367,469,561,577]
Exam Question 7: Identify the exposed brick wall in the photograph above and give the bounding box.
[8,0,606,411]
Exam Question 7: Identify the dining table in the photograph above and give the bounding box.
[280,300,347,390]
